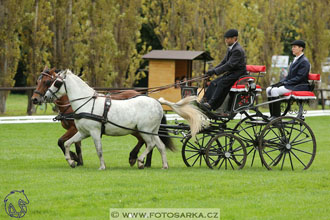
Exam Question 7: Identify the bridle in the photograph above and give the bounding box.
[46,74,67,100]
[47,74,97,113]
[33,70,56,97]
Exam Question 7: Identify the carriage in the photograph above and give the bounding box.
[159,65,319,171]
[35,63,319,171]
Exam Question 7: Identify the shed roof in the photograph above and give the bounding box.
[142,50,213,61]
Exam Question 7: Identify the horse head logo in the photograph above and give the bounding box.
[4,190,29,218]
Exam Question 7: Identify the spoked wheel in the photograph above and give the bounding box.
[259,116,316,170]
[205,133,247,170]
[181,132,214,167]
[233,114,267,167]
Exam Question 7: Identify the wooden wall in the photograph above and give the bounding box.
[148,59,186,110]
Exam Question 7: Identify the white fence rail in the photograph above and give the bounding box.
[0,110,330,124]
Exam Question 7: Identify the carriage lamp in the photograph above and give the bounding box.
[247,78,256,92]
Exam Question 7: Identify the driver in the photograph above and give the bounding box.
[200,29,247,112]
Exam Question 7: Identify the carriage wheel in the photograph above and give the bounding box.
[205,133,247,170]
[233,114,267,167]
[259,116,316,170]
[181,132,213,167]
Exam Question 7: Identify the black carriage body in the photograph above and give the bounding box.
[213,76,261,118]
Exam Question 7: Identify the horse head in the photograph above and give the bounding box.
[44,69,67,102]
[31,66,57,104]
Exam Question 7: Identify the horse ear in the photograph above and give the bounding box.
[60,69,67,76]
[50,68,56,73]
[43,66,48,72]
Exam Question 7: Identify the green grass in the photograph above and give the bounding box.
[1,93,57,116]
[0,117,330,219]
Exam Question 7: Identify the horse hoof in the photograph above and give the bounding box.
[137,161,144,169]
[137,159,145,169]
[77,162,83,166]
[98,166,106,170]
[162,163,169,169]
[70,162,76,168]
[129,159,137,167]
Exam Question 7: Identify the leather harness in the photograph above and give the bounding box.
[54,94,112,137]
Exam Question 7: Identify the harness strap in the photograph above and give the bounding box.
[101,95,111,137]
[104,119,182,139]
[72,94,97,114]
[54,112,182,139]
[73,113,104,122]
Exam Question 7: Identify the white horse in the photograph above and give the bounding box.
[44,70,208,170]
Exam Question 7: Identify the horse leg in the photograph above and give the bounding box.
[152,135,168,169]
[58,130,80,164]
[137,135,157,169]
[129,133,153,167]
[145,149,153,168]
[75,141,83,166]
[90,131,106,170]
[64,132,87,168]
[129,133,145,166]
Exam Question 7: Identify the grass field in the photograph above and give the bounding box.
[1,116,330,220]
[2,93,58,116]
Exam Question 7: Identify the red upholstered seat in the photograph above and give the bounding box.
[282,73,320,100]
[246,65,266,73]
[308,73,320,81]
[283,91,316,100]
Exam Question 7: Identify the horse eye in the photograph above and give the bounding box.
[45,80,52,87]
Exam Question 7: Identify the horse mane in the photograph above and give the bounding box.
[64,69,96,94]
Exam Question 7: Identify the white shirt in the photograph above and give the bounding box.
[293,53,304,64]
[228,41,237,51]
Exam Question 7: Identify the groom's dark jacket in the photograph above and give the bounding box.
[281,54,311,91]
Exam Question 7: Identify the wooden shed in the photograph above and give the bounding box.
[143,50,213,110]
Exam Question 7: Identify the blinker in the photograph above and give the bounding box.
[45,80,52,87]
[54,80,63,89]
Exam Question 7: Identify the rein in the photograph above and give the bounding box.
[50,73,208,138]
[131,75,209,94]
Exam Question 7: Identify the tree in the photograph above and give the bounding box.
[142,0,219,76]
[19,0,53,114]
[112,0,146,87]
[71,0,145,88]
[142,0,209,51]
[49,0,74,69]
[251,0,296,87]
[0,0,21,113]
[297,0,330,75]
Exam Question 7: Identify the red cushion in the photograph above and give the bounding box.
[246,65,266,73]
[283,91,316,99]
[308,73,320,81]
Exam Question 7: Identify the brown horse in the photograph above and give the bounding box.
[31,67,174,167]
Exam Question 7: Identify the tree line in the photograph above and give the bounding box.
[0,0,329,113]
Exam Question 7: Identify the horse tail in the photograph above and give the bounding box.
[158,96,209,137]
[159,114,176,152]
